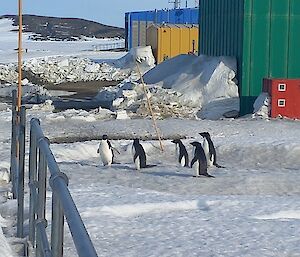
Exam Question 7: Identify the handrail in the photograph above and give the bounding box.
[10,88,98,257]
[29,118,99,257]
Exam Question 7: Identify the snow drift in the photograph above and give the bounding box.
[143,54,239,109]
[101,54,240,120]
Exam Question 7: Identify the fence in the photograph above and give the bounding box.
[10,90,98,257]
[92,41,125,51]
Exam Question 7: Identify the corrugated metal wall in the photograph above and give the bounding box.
[199,0,300,115]
[147,24,199,64]
[125,8,199,49]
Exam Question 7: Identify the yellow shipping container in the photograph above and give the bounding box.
[146,24,199,64]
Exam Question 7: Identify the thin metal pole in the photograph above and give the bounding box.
[36,150,47,257]
[136,62,164,151]
[17,0,23,111]
[10,90,18,199]
[36,220,52,257]
[17,106,26,238]
[29,119,39,245]
[51,192,64,257]
[49,175,98,257]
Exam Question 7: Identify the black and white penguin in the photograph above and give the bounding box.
[171,139,189,167]
[190,141,214,178]
[97,134,114,166]
[199,132,225,168]
[132,138,147,170]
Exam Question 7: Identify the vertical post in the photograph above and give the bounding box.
[36,149,47,257]
[10,90,18,199]
[51,192,64,257]
[36,220,52,257]
[17,0,23,111]
[17,106,26,238]
[29,119,39,245]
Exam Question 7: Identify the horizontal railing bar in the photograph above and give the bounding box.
[30,118,98,257]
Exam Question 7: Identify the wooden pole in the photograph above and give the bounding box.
[136,62,164,152]
[17,0,23,111]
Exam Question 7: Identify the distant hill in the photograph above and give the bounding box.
[0,14,125,41]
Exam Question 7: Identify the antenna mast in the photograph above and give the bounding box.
[168,0,181,9]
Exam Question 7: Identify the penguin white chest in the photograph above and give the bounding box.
[99,141,113,166]
[202,139,212,166]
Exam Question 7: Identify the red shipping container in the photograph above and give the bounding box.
[263,78,300,119]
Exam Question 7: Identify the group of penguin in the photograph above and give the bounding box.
[97,132,224,178]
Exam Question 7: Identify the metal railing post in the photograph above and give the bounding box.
[17,106,26,238]
[36,147,47,257]
[29,118,39,245]
[29,119,99,257]
[49,173,98,257]
[36,220,52,257]
[51,191,64,257]
[10,89,18,199]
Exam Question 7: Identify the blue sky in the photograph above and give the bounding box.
[0,0,198,28]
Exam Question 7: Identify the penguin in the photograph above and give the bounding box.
[132,138,147,170]
[190,141,214,178]
[132,139,157,170]
[171,139,189,167]
[199,132,225,168]
[97,134,114,166]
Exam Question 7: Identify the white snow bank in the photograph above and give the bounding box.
[0,83,50,102]
[253,92,271,119]
[85,200,203,218]
[97,54,239,120]
[254,210,300,220]
[0,168,9,183]
[113,46,155,74]
[0,215,14,257]
[144,54,239,108]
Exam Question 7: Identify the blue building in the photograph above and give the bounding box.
[125,8,199,49]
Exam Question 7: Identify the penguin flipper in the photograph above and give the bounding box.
[214,163,225,168]
[190,157,197,167]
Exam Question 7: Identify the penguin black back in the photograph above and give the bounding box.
[190,141,214,177]
[171,139,189,167]
[199,132,224,168]
[132,138,147,169]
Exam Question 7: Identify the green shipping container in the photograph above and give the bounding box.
[199,0,300,115]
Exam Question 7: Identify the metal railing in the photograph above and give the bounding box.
[10,90,99,257]
[92,41,125,51]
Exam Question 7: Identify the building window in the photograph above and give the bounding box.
[278,83,286,91]
[278,99,286,107]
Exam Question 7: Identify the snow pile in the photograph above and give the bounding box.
[0,83,50,103]
[0,64,18,84]
[144,54,239,109]
[113,46,156,74]
[111,83,199,119]
[97,54,239,120]
[18,46,156,85]
[42,107,116,122]
[253,92,271,119]
[23,57,128,84]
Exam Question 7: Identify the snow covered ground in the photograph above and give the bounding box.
[0,17,300,257]
[0,18,125,64]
